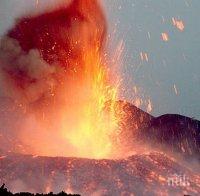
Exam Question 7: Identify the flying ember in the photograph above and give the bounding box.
[0,1,200,195]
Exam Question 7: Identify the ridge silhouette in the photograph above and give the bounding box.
[0,184,80,196]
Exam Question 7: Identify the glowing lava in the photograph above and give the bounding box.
[2,0,121,159]
[59,39,120,159]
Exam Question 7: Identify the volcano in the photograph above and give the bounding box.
[0,0,199,195]
[0,100,200,195]
[0,151,199,195]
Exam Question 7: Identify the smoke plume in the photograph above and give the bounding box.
[0,0,114,158]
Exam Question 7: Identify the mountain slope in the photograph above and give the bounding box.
[0,152,199,195]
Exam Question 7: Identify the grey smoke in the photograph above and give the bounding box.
[0,36,57,103]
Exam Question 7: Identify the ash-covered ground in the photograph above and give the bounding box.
[0,151,199,195]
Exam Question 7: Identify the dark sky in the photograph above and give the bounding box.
[0,0,200,119]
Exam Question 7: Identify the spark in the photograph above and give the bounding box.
[172,17,185,31]
[140,52,149,62]
[161,33,169,42]
[173,84,178,95]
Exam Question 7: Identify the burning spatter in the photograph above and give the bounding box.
[161,32,169,42]
[172,17,185,31]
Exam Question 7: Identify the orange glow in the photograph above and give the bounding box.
[60,47,120,158]
[4,0,149,159]
[52,1,121,159]
[172,17,185,31]
[5,0,123,159]
[140,52,149,62]
[161,32,169,42]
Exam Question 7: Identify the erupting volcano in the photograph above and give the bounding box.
[0,0,121,159]
[0,0,199,195]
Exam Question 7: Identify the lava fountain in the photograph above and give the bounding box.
[0,0,122,158]
[1,1,200,195]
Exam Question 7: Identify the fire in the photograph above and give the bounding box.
[60,45,120,159]
[4,0,122,159]
[56,1,121,158]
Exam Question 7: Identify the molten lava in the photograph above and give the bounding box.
[3,0,121,158]
[0,2,200,195]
